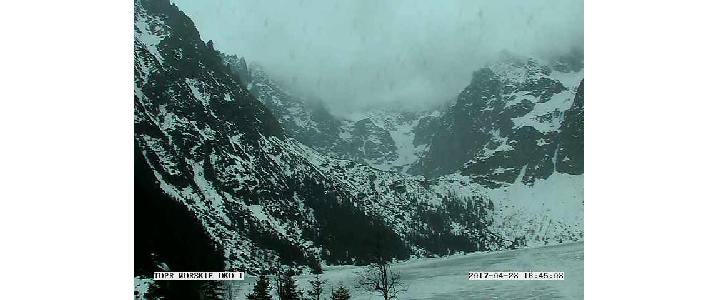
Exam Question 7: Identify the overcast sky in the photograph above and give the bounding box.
[172,0,583,114]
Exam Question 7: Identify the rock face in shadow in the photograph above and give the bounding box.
[556,80,584,175]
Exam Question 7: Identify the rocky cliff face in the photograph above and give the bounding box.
[411,51,584,188]
[556,79,584,174]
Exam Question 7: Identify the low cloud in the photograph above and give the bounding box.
[173,0,583,114]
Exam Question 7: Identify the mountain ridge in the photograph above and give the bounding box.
[134,0,583,279]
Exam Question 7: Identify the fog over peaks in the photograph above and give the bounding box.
[173,0,583,114]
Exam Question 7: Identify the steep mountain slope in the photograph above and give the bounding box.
[411,51,584,188]
[556,79,584,174]
[239,63,351,160]
[135,140,225,300]
[223,58,436,171]
[135,0,566,277]
[135,0,409,274]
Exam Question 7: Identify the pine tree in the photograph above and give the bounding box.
[247,275,272,300]
[200,281,223,299]
[278,270,301,300]
[307,273,326,300]
[330,283,351,300]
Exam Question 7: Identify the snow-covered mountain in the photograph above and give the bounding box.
[410,50,585,188]
[229,49,586,250]
[225,49,584,186]
[133,0,583,284]
[224,58,438,172]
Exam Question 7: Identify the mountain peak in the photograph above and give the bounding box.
[134,0,583,284]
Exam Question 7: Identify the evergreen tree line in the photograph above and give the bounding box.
[238,176,504,270]
[406,190,498,256]
[246,271,352,300]
[246,233,405,300]
[297,177,411,266]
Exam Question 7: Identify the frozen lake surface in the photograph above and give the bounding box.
[230,241,583,299]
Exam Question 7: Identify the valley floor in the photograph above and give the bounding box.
[230,241,584,299]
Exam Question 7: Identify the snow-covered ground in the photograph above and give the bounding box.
[488,172,584,247]
[134,277,155,300]
[426,171,584,248]
[228,241,583,299]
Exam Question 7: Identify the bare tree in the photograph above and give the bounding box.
[356,259,406,300]
[355,234,407,300]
